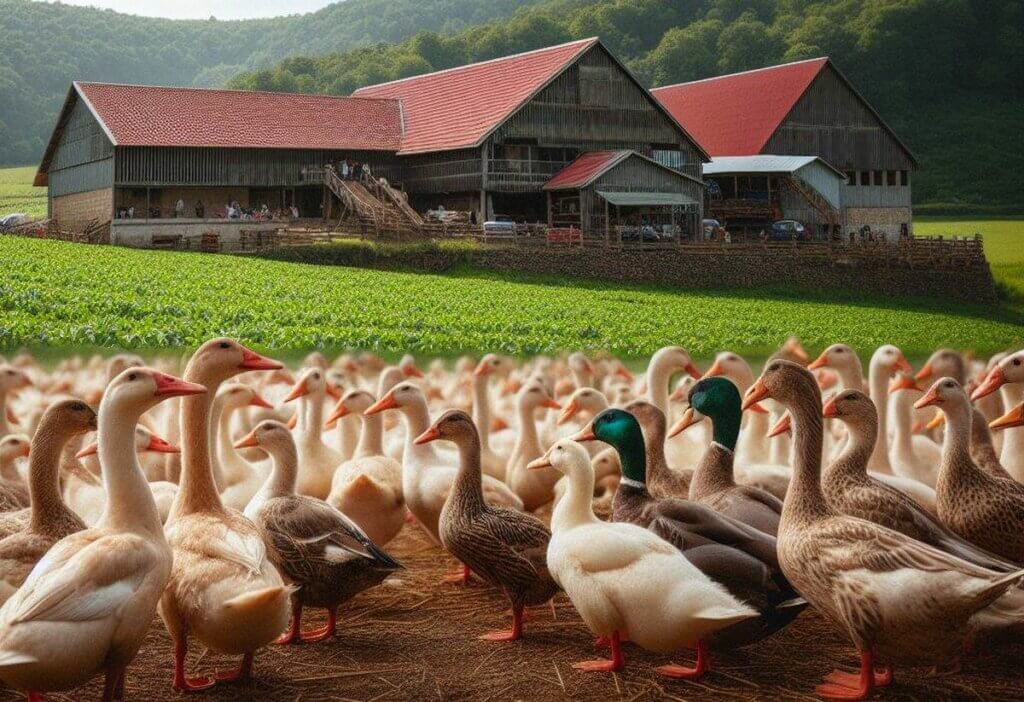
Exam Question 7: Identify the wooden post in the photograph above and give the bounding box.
[604,198,610,248]
[146,188,150,220]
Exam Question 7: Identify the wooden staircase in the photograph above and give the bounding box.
[780,175,839,227]
[323,166,422,237]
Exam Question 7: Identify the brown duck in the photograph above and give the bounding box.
[238,420,401,644]
[0,399,95,603]
[745,361,1024,701]
[415,410,557,642]
[622,400,691,498]
[918,378,1024,563]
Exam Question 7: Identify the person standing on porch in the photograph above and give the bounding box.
[175,197,185,218]
[340,159,350,180]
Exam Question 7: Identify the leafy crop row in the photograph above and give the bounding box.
[1,236,1021,358]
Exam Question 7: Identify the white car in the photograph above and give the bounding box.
[483,214,516,234]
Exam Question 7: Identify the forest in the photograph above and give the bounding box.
[2,0,1022,208]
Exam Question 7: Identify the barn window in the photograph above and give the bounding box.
[860,170,871,186]
[872,170,883,186]
[899,170,909,186]
[652,149,684,170]
[845,171,856,185]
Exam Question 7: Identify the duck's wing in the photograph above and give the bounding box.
[261,497,399,573]
[647,498,780,570]
[167,515,266,576]
[3,533,154,625]
[732,485,784,514]
[565,523,677,576]
[466,508,551,588]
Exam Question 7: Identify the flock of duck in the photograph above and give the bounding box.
[0,338,1022,700]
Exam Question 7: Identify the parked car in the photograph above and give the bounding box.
[483,214,516,234]
[621,225,662,243]
[701,218,726,241]
[770,219,807,241]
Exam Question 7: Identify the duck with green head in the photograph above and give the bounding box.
[575,409,806,664]
[670,378,783,537]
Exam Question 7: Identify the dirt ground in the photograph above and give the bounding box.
[16,525,1024,702]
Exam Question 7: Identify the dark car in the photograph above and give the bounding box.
[770,219,807,241]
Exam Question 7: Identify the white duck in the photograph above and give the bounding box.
[325,389,405,546]
[212,383,274,511]
[534,439,756,676]
[888,375,942,487]
[283,368,343,500]
[701,351,772,465]
[471,354,514,480]
[0,367,186,700]
[364,382,522,546]
[504,380,562,511]
[0,366,31,440]
[971,350,1024,481]
[160,339,292,691]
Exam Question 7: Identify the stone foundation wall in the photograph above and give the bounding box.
[843,207,913,241]
[52,188,112,230]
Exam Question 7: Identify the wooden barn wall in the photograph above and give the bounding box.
[584,156,703,232]
[764,66,914,171]
[48,98,115,198]
[396,148,482,195]
[491,46,703,179]
[115,147,398,187]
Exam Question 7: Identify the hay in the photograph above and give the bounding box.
[39,526,1024,701]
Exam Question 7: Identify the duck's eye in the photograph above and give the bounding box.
[945,381,955,388]
[73,403,86,411]
[835,348,845,354]
[768,364,780,372]
[1013,359,1021,367]
[127,373,137,381]
[219,342,231,350]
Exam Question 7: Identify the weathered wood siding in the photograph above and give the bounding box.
[583,155,702,233]
[48,98,114,200]
[114,147,398,187]
[395,148,481,195]
[764,65,914,171]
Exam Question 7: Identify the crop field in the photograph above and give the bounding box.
[0,166,46,220]
[1,235,1021,358]
[916,217,1024,301]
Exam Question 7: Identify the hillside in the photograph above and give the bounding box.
[228,0,1024,210]
[0,0,545,165]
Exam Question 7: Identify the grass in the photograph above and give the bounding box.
[916,216,1024,303]
[1,235,1021,358]
[0,166,46,220]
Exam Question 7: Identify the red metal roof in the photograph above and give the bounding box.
[651,58,828,156]
[354,38,599,155]
[75,82,403,151]
[543,151,628,190]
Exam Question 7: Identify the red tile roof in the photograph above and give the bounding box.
[75,82,403,151]
[544,151,628,190]
[651,58,828,156]
[354,38,599,155]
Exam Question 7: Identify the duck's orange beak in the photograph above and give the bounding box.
[822,397,838,419]
[667,407,699,438]
[788,339,810,364]
[669,384,689,402]
[989,403,1024,431]
[501,379,521,396]
[11,442,30,459]
[616,366,634,382]
[684,361,702,380]
[325,383,342,401]
[925,411,945,431]
[540,398,562,411]
[527,454,553,471]
[413,425,440,445]
[702,360,725,379]
[557,398,581,425]
[971,367,1006,401]
[75,442,98,459]
[889,375,919,394]
[742,378,770,410]
[895,354,913,375]
[286,412,298,430]
[768,413,792,437]
[473,361,492,377]
[282,377,310,403]
[153,373,207,398]
[239,347,283,371]
[914,361,934,382]
[490,417,509,432]
[248,392,274,409]
[5,408,18,425]
[572,423,596,442]
[807,352,829,370]
[325,401,349,428]
[364,391,398,416]
[913,386,941,409]
[233,429,259,449]
[815,369,838,391]
[145,434,180,454]
[403,364,425,379]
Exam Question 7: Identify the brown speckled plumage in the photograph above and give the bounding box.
[623,400,691,498]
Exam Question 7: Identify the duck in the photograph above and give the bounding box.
[325,389,405,546]
[915,348,967,386]
[237,420,400,644]
[470,354,513,480]
[671,379,783,536]
[621,400,691,498]
[282,368,343,499]
[160,339,293,691]
[0,436,29,509]
[821,389,1017,571]
[415,410,558,641]
[575,409,804,660]
[504,379,562,511]
[665,376,712,471]
[364,382,523,550]
[967,407,1014,480]
[0,400,96,605]
[644,346,701,414]
[971,350,1024,481]
[768,336,811,366]
[534,439,757,676]
[211,383,274,510]
[0,367,188,700]
[887,374,942,486]
[0,366,31,440]
[919,378,1024,563]
[744,360,1024,700]
[864,345,913,472]
[701,352,772,465]
[71,426,181,526]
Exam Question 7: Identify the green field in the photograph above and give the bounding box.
[916,217,1024,302]
[1,235,1021,358]
[0,166,46,220]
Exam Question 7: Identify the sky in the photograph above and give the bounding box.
[43,0,336,20]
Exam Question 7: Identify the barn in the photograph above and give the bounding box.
[652,58,917,241]
[35,38,708,245]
